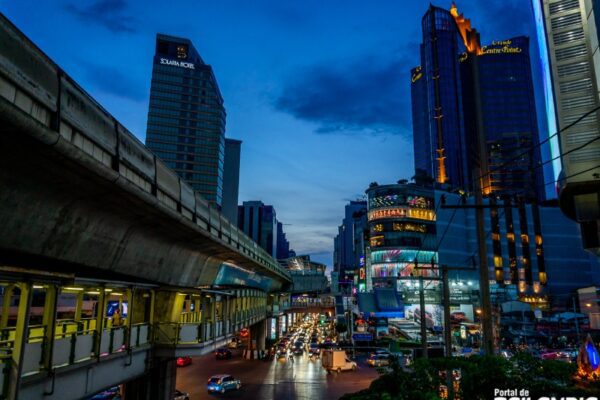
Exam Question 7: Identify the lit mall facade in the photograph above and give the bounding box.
[364,183,438,292]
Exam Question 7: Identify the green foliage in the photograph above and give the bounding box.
[339,352,597,400]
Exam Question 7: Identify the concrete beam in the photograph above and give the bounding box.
[0,107,286,289]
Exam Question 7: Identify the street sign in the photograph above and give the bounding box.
[352,333,373,341]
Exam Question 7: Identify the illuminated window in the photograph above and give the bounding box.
[493,256,503,268]
[495,270,503,281]
[370,236,384,247]
[373,224,383,232]
[176,45,188,59]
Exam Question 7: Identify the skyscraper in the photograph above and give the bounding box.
[145,34,226,206]
[333,200,368,279]
[237,201,278,257]
[411,4,545,201]
[533,0,600,253]
[415,4,470,189]
[222,138,241,224]
[464,36,545,200]
[276,221,291,260]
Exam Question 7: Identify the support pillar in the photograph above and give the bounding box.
[8,282,33,400]
[123,357,177,400]
[74,291,84,323]
[93,288,107,359]
[125,288,134,348]
[41,285,58,371]
[0,284,15,330]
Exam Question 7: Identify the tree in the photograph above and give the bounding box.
[340,353,594,400]
[335,321,348,334]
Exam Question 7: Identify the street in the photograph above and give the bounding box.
[175,349,379,400]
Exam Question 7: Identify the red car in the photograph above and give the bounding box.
[176,356,192,367]
[540,351,558,360]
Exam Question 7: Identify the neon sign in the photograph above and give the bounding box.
[481,40,522,55]
[411,66,423,83]
[368,207,435,222]
[160,58,195,69]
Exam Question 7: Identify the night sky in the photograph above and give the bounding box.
[2,1,536,267]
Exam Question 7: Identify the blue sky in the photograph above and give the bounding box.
[1,0,536,266]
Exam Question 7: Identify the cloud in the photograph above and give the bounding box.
[64,0,136,33]
[274,49,414,136]
[80,62,146,101]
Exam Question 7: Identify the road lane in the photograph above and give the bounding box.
[175,349,379,400]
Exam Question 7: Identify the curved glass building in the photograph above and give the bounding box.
[364,183,438,291]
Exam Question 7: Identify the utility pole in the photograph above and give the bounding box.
[572,296,580,344]
[442,266,452,357]
[419,275,428,359]
[474,171,494,356]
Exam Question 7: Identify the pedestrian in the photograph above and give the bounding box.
[112,307,122,327]
[289,353,294,363]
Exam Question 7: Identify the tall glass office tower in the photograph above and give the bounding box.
[415,5,470,190]
[469,36,545,200]
[411,5,545,202]
[145,34,226,206]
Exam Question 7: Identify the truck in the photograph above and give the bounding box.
[321,349,357,373]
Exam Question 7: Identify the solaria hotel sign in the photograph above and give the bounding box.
[159,58,195,69]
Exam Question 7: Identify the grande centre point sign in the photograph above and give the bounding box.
[159,58,195,70]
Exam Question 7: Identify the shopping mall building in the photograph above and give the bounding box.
[357,182,600,331]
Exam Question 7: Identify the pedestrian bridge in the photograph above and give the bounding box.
[0,13,293,399]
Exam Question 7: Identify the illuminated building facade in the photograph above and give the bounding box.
[361,182,600,317]
[145,34,226,206]
[533,0,600,253]
[365,183,438,290]
[436,190,600,310]
[411,5,545,201]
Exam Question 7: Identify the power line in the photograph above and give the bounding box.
[543,163,600,188]
[477,105,600,183]
[460,164,599,268]
[411,192,446,265]
[481,133,600,192]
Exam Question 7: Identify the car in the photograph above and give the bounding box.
[173,389,189,400]
[367,354,390,367]
[540,351,558,360]
[227,339,240,349]
[176,356,192,367]
[369,349,391,358]
[89,387,121,400]
[207,375,242,394]
[215,348,232,360]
